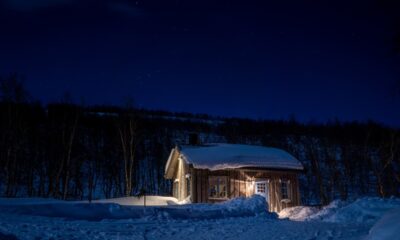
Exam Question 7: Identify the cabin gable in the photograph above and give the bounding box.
[165,148,191,201]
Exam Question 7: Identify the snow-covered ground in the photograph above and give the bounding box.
[366,208,400,240]
[91,195,180,206]
[0,195,179,207]
[0,196,399,240]
[278,197,400,223]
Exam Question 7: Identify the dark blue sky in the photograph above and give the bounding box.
[1,0,399,126]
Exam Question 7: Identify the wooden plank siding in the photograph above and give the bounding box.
[187,168,301,212]
[171,156,190,201]
[167,145,303,213]
[170,156,302,212]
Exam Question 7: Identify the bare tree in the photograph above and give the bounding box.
[0,74,30,197]
[304,136,329,205]
[48,102,80,200]
[364,129,399,197]
[117,99,140,197]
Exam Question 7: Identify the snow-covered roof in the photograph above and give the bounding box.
[179,143,303,171]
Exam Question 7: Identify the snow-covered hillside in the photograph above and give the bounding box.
[1,196,399,240]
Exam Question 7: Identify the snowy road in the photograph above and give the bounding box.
[0,213,369,240]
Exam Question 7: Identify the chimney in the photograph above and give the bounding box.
[188,133,200,145]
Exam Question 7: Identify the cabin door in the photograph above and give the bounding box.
[255,181,269,204]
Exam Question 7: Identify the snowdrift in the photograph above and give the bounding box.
[365,208,400,240]
[319,197,400,224]
[0,195,274,221]
[279,197,400,225]
[278,205,319,221]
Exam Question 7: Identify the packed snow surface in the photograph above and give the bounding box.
[180,143,303,171]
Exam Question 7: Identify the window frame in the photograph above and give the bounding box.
[280,179,290,200]
[208,176,228,200]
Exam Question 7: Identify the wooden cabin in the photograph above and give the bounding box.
[164,143,304,213]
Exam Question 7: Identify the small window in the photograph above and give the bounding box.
[208,176,227,199]
[256,182,266,193]
[281,180,290,200]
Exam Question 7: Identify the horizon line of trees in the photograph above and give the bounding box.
[0,74,399,205]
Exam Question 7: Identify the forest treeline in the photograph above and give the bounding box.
[0,75,399,205]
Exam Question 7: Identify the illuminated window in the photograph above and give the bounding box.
[256,182,266,193]
[281,180,290,199]
[208,176,227,199]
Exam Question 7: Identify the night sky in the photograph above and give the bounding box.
[1,0,399,126]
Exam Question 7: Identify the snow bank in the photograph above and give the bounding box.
[305,200,347,221]
[218,195,272,216]
[278,200,346,221]
[280,197,400,225]
[278,206,319,221]
[365,208,400,240]
[91,195,179,206]
[0,196,179,207]
[159,195,274,220]
[0,195,274,221]
[320,197,400,224]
